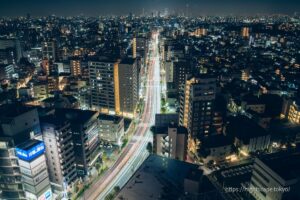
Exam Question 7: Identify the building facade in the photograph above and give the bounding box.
[70,59,81,77]
[0,137,26,199]
[89,60,119,114]
[98,114,124,145]
[16,139,52,200]
[249,153,300,200]
[117,58,139,118]
[179,75,217,138]
[153,123,188,161]
[42,41,57,61]
[41,115,77,193]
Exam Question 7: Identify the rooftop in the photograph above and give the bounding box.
[201,134,233,149]
[98,113,123,122]
[116,155,218,200]
[242,94,264,105]
[259,151,300,181]
[55,108,97,124]
[16,139,43,151]
[41,108,97,126]
[152,123,188,135]
[0,103,36,119]
[227,115,270,142]
[42,94,78,104]
[120,57,136,65]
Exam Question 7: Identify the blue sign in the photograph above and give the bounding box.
[16,142,45,161]
[38,188,52,200]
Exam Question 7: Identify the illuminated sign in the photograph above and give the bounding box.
[38,188,52,200]
[16,142,45,161]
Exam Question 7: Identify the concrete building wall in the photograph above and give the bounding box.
[118,60,138,117]
[89,61,116,114]
[98,117,124,144]
[1,108,40,137]
[42,123,77,191]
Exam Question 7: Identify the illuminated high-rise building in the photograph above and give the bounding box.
[42,58,56,76]
[33,81,48,100]
[242,27,250,38]
[0,105,41,200]
[132,37,137,59]
[179,75,217,138]
[54,108,100,177]
[173,60,192,94]
[241,68,250,81]
[191,28,208,37]
[47,74,59,94]
[135,36,148,60]
[89,59,120,114]
[70,58,81,77]
[282,99,300,124]
[117,58,139,118]
[16,139,52,200]
[41,114,77,193]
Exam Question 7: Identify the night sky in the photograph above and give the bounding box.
[0,0,299,17]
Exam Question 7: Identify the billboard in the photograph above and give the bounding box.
[16,142,45,161]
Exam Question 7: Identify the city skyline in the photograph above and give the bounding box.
[0,0,300,17]
[0,1,300,200]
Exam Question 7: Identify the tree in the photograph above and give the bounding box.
[113,186,120,193]
[95,163,101,170]
[102,152,108,163]
[146,142,153,154]
[105,193,114,200]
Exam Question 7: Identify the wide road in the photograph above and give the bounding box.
[83,32,161,200]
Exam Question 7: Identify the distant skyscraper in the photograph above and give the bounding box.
[135,36,148,63]
[98,22,104,33]
[192,28,208,37]
[179,75,217,138]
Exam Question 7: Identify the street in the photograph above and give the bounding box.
[82,32,161,200]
